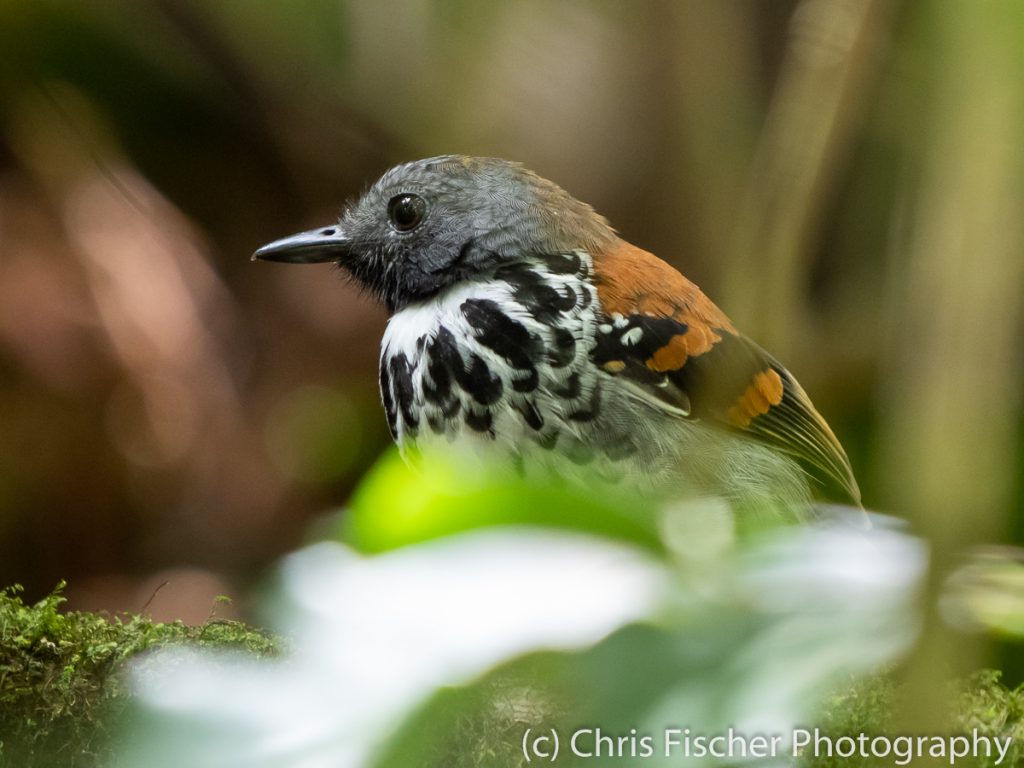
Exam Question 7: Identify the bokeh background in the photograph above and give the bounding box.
[0,0,1021,676]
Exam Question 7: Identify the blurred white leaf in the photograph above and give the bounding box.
[117,530,668,768]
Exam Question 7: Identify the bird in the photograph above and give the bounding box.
[254,155,860,511]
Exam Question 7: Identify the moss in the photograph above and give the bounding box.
[0,583,280,768]
[807,671,1024,768]
[958,670,1024,767]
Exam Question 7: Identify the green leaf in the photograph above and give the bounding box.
[342,448,663,554]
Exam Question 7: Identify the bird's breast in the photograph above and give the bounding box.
[377,252,623,467]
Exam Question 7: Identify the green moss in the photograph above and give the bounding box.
[0,582,280,768]
[958,670,1024,767]
[807,671,1024,768]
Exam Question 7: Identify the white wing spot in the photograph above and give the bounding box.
[621,327,643,346]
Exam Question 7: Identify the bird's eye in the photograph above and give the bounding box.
[387,193,426,232]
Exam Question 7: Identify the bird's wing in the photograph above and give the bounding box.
[590,240,860,505]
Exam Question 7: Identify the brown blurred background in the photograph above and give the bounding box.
[0,0,1021,667]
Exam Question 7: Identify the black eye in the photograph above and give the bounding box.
[387,193,426,232]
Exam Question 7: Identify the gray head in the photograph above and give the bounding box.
[253,156,615,312]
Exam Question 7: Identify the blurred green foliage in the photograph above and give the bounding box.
[377,665,1024,768]
[343,448,664,554]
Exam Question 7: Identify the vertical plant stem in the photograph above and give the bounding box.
[728,0,891,358]
[879,0,1024,748]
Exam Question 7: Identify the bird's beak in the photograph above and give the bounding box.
[252,226,351,264]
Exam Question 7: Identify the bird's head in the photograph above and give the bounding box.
[253,156,615,311]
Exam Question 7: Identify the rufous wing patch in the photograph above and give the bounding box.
[724,368,785,428]
[593,240,736,371]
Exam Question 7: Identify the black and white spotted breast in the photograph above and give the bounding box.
[377,251,614,466]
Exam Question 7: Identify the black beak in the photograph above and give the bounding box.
[252,226,352,264]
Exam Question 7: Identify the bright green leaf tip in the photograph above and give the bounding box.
[341,448,664,554]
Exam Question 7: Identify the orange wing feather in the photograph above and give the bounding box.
[595,240,736,369]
